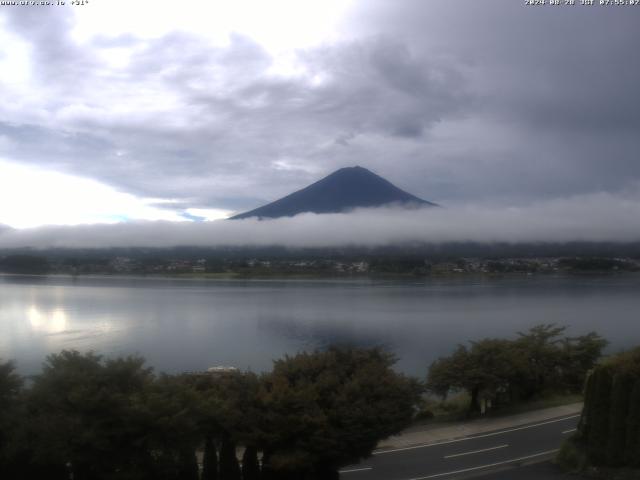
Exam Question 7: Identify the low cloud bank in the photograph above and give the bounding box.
[1,191,640,249]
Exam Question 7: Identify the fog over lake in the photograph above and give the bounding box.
[1,274,639,376]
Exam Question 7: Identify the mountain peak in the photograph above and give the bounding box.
[230,166,437,220]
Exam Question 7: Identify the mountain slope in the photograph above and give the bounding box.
[230,166,437,219]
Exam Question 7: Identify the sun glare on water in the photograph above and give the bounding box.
[27,306,68,334]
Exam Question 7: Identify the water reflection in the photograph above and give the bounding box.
[1,274,640,376]
[257,316,392,352]
[27,306,68,333]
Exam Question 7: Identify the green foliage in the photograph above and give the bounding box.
[0,254,50,274]
[413,408,435,422]
[425,346,468,400]
[219,438,241,480]
[561,332,610,391]
[189,370,263,444]
[573,347,640,470]
[515,324,569,397]
[605,346,640,376]
[586,366,613,464]
[556,435,588,473]
[557,257,637,272]
[241,446,260,480]
[0,346,422,479]
[0,361,21,408]
[0,361,23,478]
[624,380,640,468]
[427,339,524,413]
[177,449,199,480]
[369,257,427,275]
[7,351,206,480]
[578,370,596,438]
[426,324,606,414]
[202,436,219,480]
[259,346,421,478]
[607,373,634,466]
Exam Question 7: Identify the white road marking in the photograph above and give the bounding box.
[562,428,577,434]
[339,467,373,474]
[373,414,580,455]
[444,444,509,459]
[406,449,559,480]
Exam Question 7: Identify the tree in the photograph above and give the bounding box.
[0,361,21,409]
[219,437,241,480]
[0,361,24,479]
[427,340,524,413]
[560,332,608,392]
[23,350,167,479]
[241,445,261,480]
[185,369,263,480]
[606,372,634,466]
[202,436,219,480]
[514,324,567,398]
[624,380,640,467]
[141,374,204,479]
[586,366,613,464]
[578,371,596,438]
[465,339,524,411]
[0,254,50,274]
[177,448,199,480]
[427,325,607,415]
[572,346,640,468]
[258,347,421,479]
[426,347,466,401]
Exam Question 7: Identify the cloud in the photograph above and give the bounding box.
[1,0,639,222]
[1,190,639,249]
[0,4,469,214]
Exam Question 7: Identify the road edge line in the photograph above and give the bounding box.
[373,414,579,455]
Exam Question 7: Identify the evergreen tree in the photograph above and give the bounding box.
[241,446,260,480]
[578,370,596,438]
[606,372,633,466]
[586,366,613,464]
[624,380,640,467]
[177,449,199,480]
[219,438,241,480]
[202,436,219,480]
[260,451,274,480]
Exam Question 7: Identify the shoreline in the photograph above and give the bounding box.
[2,270,639,283]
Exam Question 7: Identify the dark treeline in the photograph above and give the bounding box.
[3,241,640,264]
[561,347,640,471]
[0,347,420,480]
[2,252,639,278]
[0,254,50,274]
[0,327,610,479]
[426,325,608,414]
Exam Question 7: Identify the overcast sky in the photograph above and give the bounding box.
[0,0,639,243]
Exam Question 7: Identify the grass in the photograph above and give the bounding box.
[483,392,583,418]
[555,436,640,480]
[413,392,583,426]
[555,435,588,473]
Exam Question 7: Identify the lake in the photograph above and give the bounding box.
[1,274,639,377]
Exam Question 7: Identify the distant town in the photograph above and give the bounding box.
[1,252,639,277]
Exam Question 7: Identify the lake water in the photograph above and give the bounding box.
[1,274,639,377]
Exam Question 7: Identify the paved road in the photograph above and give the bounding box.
[339,414,579,480]
[472,461,575,479]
